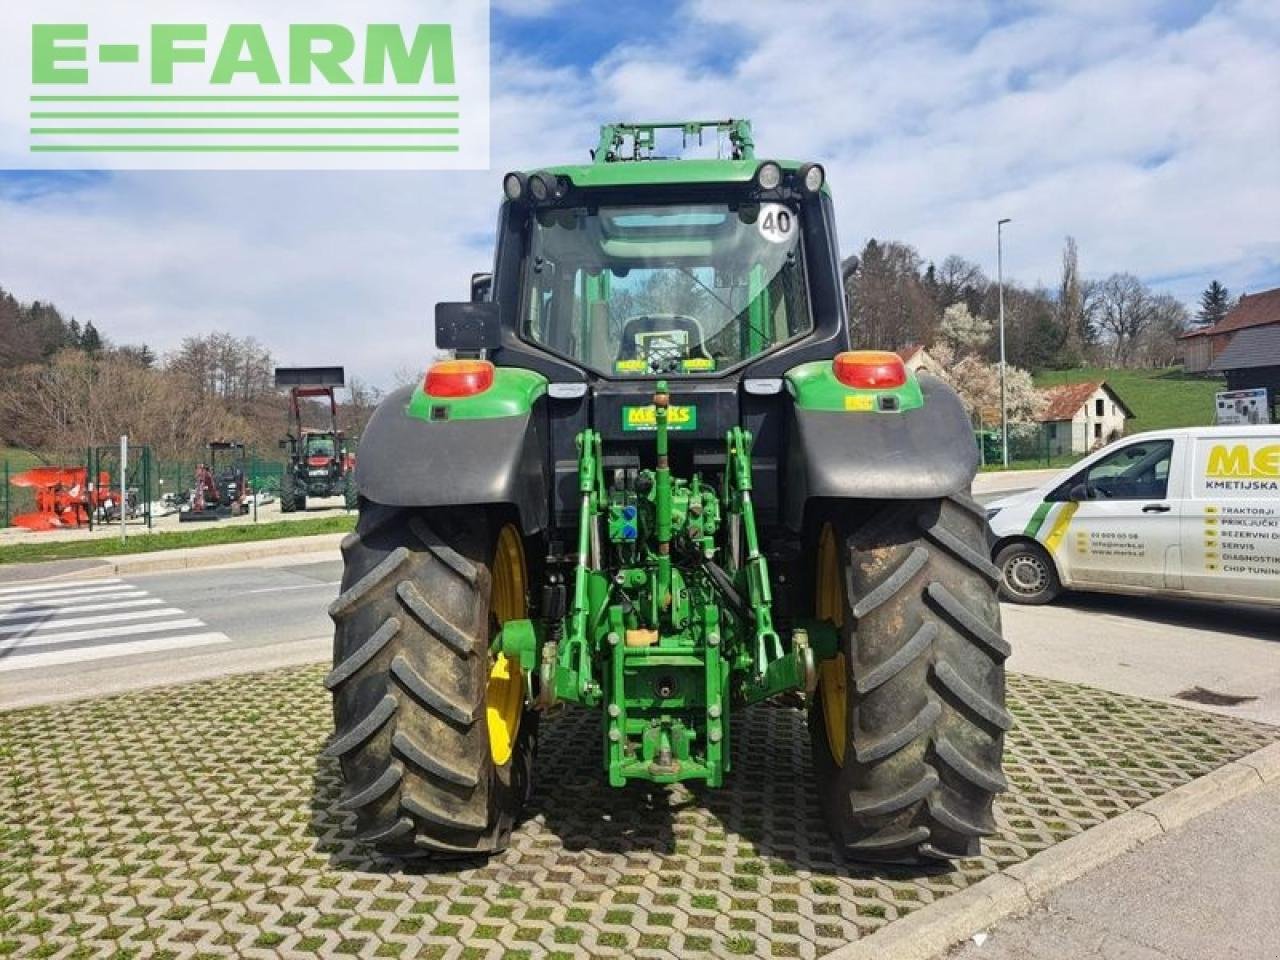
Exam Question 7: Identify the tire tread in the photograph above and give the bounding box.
[810,495,1008,863]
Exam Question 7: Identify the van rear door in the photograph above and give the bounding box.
[1180,432,1280,602]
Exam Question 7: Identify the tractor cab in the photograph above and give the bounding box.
[429,121,853,531]
[302,431,340,470]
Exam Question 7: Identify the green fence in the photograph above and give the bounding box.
[151,456,286,504]
[3,449,290,529]
[973,421,1073,469]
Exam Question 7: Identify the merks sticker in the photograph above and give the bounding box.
[622,405,697,431]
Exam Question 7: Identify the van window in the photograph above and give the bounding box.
[1063,439,1174,501]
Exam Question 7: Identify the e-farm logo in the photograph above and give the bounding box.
[1,1,489,170]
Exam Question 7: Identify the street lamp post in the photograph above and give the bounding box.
[997,218,1012,468]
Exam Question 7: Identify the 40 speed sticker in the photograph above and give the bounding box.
[757,203,796,244]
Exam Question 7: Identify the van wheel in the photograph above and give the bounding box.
[995,541,1061,604]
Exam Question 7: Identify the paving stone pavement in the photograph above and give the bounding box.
[1,667,1275,960]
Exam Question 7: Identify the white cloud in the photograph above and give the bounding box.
[1,1,1277,386]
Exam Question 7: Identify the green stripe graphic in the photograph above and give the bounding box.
[31,112,459,119]
[30,145,461,153]
[32,128,459,136]
[1023,501,1053,538]
[31,95,460,102]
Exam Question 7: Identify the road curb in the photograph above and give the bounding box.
[824,740,1278,960]
[4,532,345,582]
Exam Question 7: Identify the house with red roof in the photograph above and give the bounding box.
[1180,286,1280,374]
[1035,381,1134,456]
[896,344,944,377]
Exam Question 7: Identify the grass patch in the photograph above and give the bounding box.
[1,447,44,473]
[979,453,1083,473]
[0,515,354,566]
[1034,367,1225,431]
[979,366,1226,473]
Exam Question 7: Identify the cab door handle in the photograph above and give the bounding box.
[1142,503,1171,513]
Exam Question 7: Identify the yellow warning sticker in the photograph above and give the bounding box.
[843,394,875,412]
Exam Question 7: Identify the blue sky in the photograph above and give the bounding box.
[2,0,1278,387]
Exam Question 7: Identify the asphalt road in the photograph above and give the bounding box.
[2,537,1278,724]
[1004,592,1280,725]
[0,554,340,708]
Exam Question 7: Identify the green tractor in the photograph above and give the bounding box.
[327,120,1008,863]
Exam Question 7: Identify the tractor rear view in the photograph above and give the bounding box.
[328,121,1007,864]
[275,367,357,513]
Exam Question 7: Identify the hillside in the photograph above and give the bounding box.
[1034,367,1225,432]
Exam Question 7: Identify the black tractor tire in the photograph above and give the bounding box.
[343,475,359,511]
[279,476,298,514]
[809,495,1009,863]
[995,541,1062,605]
[326,504,536,857]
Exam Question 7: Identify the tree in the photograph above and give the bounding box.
[0,290,39,368]
[1055,236,1086,367]
[928,342,1045,426]
[1091,273,1155,367]
[342,377,383,438]
[847,239,937,350]
[80,321,103,354]
[937,302,991,354]
[1135,294,1190,367]
[168,333,274,404]
[933,255,987,315]
[1197,280,1232,328]
[115,344,156,367]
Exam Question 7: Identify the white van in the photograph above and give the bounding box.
[986,425,1280,606]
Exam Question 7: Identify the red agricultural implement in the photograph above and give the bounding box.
[9,467,113,531]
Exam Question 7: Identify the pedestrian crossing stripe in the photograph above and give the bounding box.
[0,577,126,596]
[0,578,230,674]
[0,590,150,613]
[5,633,232,672]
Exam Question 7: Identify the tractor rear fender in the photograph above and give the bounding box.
[782,371,978,530]
[354,372,550,535]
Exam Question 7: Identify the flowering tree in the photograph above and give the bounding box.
[928,342,1045,426]
[937,303,991,354]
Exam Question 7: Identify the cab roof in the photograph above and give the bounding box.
[535,157,808,190]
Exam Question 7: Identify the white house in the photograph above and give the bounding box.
[1036,381,1134,456]
[897,344,945,378]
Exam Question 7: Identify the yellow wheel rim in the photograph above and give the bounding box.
[486,524,527,767]
[815,523,848,766]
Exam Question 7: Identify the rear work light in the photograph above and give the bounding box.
[833,350,907,389]
[425,359,494,398]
